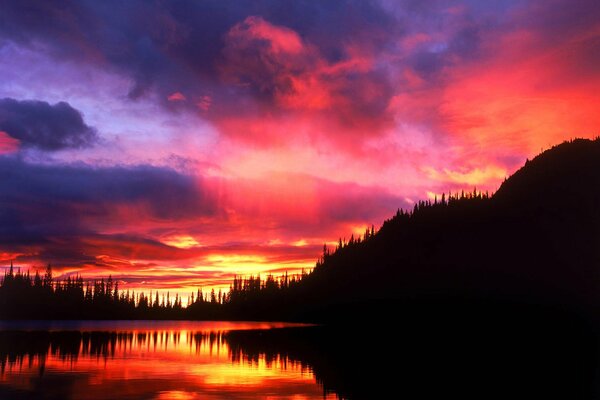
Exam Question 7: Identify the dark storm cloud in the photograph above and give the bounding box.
[0,156,218,247]
[0,98,98,150]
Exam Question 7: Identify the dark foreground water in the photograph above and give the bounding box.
[0,312,598,399]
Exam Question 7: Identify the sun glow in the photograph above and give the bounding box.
[162,235,202,249]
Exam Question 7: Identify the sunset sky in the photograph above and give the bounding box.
[1,0,599,299]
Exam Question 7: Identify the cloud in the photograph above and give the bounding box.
[423,165,507,187]
[220,16,319,103]
[0,156,218,251]
[1,0,600,295]
[167,92,186,102]
[217,15,396,140]
[431,0,600,161]
[0,131,20,154]
[0,153,408,279]
[0,98,98,150]
[0,1,402,145]
[223,172,410,237]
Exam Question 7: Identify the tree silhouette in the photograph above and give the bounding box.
[1,139,599,323]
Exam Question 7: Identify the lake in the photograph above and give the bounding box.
[0,321,334,400]
[0,315,596,399]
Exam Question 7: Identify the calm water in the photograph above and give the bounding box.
[0,316,596,399]
[0,321,335,400]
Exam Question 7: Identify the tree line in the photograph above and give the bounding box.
[0,261,312,320]
[0,188,492,320]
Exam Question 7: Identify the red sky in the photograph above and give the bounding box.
[0,0,599,301]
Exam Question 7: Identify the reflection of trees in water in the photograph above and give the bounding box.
[226,318,598,400]
[1,319,597,400]
[0,329,309,375]
[0,330,225,373]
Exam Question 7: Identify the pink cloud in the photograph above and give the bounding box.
[230,16,304,55]
[382,3,600,192]
[437,19,600,168]
[196,95,212,111]
[0,131,19,154]
[168,92,186,101]
[218,16,394,144]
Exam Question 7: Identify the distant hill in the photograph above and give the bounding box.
[277,138,600,322]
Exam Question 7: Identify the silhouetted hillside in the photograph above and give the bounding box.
[1,140,599,397]
[2,139,599,326]
[269,138,600,323]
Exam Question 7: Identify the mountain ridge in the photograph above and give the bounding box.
[277,138,600,322]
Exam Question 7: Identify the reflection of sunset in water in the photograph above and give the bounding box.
[0,322,335,400]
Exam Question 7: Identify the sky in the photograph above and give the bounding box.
[0,0,599,300]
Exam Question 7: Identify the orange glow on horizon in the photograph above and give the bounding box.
[162,235,202,249]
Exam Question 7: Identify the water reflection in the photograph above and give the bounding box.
[0,322,332,400]
[0,313,597,400]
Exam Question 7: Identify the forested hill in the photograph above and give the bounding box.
[2,139,599,323]
[287,138,600,321]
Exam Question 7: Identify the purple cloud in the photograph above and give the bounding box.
[0,98,98,150]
